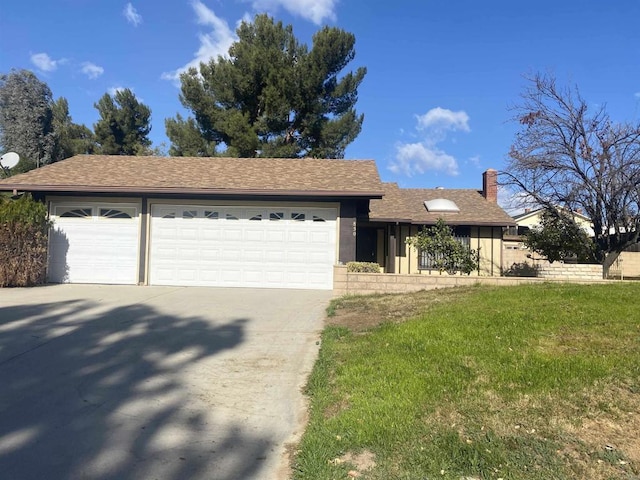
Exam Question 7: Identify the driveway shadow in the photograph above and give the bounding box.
[0,299,270,480]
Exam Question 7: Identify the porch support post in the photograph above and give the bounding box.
[339,201,357,264]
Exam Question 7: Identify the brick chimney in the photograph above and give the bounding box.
[482,169,498,203]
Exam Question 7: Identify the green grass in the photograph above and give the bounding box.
[292,283,640,480]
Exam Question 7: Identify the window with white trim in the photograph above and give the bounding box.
[99,208,134,219]
[59,208,92,218]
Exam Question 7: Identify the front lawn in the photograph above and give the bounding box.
[292,283,640,479]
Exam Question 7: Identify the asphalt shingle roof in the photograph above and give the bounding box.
[0,155,384,197]
[370,183,515,226]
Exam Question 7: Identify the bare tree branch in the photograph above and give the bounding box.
[503,73,640,272]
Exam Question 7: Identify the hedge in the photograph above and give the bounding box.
[346,261,381,273]
[0,194,50,287]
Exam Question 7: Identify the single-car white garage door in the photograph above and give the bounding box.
[49,203,140,284]
[149,204,337,289]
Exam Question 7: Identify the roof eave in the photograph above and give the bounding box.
[0,184,384,198]
[368,216,516,227]
[411,220,516,227]
[368,216,413,223]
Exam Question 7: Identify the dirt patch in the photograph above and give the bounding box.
[326,287,476,332]
[338,450,377,476]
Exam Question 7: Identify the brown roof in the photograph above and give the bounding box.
[370,184,515,226]
[0,155,384,197]
[368,183,412,222]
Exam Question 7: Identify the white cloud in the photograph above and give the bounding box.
[389,107,471,177]
[81,62,104,79]
[250,0,337,24]
[635,92,640,99]
[30,53,63,72]
[124,3,143,26]
[416,107,470,133]
[161,1,237,83]
[390,143,459,177]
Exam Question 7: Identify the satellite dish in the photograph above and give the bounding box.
[0,152,20,169]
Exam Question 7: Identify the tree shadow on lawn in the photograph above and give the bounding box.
[0,299,271,480]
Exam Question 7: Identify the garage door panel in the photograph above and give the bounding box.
[201,248,221,261]
[224,229,242,241]
[202,228,221,240]
[244,269,264,283]
[286,251,307,264]
[179,249,201,260]
[149,204,336,289]
[177,268,198,281]
[180,227,198,240]
[244,229,264,242]
[266,230,285,242]
[265,250,285,262]
[310,231,331,243]
[200,270,220,282]
[222,248,241,261]
[287,230,308,242]
[243,249,263,262]
[308,251,332,264]
[221,269,242,282]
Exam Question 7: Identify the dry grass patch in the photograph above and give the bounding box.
[423,382,640,480]
[325,286,478,332]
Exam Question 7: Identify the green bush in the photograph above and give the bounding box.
[346,261,380,273]
[0,194,50,287]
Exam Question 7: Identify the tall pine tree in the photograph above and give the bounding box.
[52,97,96,161]
[168,14,366,158]
[94,88,152,155]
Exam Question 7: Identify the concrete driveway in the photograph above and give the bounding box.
[0,285,332,480]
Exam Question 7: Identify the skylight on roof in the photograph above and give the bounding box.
[424,199,460,213]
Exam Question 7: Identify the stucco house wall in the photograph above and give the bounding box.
[397,225,502,276]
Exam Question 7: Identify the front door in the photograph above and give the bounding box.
[356,227,378,264]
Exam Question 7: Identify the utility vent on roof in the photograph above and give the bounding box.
[424,199,460,213]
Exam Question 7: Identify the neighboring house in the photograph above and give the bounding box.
[503,207,640,278]
[0,155,384,290]
[359,170,516,276]
[503,207,594,269]
[511,207,594,236]
[0,157,516,288]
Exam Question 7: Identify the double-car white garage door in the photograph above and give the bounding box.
[149,205,337,289]
[49,202,337,289]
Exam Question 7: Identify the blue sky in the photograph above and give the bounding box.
[2,0,640,195]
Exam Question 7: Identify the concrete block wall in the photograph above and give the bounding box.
[537,263,602,280]
[611,252,640,278]
[502,247,531,268]
[333,265,607,296]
